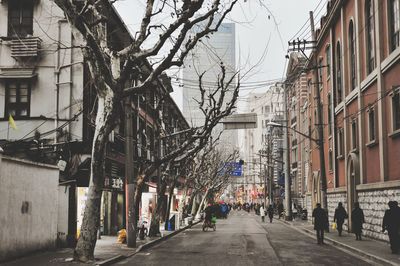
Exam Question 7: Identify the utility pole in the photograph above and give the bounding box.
[125,96,136,247]
[283,82,292,220]
[310,11,328,210]
[267,136,273,205]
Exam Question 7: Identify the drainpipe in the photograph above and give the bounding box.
[54,20,62,145]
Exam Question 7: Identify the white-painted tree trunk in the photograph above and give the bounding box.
[74,91,115,262]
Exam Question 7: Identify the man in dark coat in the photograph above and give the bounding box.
[351,202,365,240]
[312,203,328,244]
[382,201,400,254]
[334,202,348,236]
[267,204,274,223]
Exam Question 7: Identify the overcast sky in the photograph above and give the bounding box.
[114,0,324,111]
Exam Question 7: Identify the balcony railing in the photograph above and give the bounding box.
[10,37,41,58]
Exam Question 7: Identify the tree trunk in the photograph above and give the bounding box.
[148,179,167,237]
[164,180,176,230]
[190,193,199,215]
[195,189,209,218]
[74,93,115,262]
[131,173,145,246]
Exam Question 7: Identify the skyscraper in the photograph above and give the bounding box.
[181,22,237,150]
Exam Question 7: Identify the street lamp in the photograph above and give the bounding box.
[267,121,291,220]
[267,119,327,217]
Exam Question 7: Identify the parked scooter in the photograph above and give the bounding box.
[138,220,148,240]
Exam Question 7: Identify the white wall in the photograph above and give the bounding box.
[0,155,60,262]
[0,0,84,141]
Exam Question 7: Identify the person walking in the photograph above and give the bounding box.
[267,204,274,223]
[351,202,365,240]
[259,204,265,223]
[292,202,298,220]
[278,202,284,219]
[334,202,348,236]
[312,203,328,244]
[382,201,400,254]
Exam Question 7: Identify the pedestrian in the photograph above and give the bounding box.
[259,204,265,222]
[312,203,328,244]
[278,202,284,219]
[267,204,274,223]
[292,202,298,220]
[382,201,400,254]
[334,202,348,236]
[351,202,365,241]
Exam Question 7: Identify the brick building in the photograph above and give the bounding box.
[287,0,400,240]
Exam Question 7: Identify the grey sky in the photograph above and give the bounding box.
[114,0,323,111]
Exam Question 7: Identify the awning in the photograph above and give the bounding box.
[0,67,37,79]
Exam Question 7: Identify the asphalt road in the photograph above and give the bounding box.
[116,211,374,266]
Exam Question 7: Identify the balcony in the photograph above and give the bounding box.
[10,37,41,58]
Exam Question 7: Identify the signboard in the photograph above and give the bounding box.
[222,113,257,130]
[220,162,242,176]
[104,175,124,191]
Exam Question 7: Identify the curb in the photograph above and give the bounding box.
[96,255,125,266]
[137,220,201,253]
[96,220,201,265]
[301,227,396,266]
[278,220,396,266]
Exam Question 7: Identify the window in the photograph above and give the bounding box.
[368,108,376,142]
[336,42,343,104]
[366,0,375,73]
[8,0,34,37]
[389,0,400,51]
[5,80,31,118]
[328,148,333,171]
[349,20,357,90]
[392,89,400,131]
[326,45,331,79]
[318,57,323,90]
[351,119,358,150]
[328,94,332,136]
[265,105,270,113]
[337,128,344,158]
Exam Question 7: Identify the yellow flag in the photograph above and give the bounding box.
[8,115,17,130]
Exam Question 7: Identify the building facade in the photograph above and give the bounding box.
[287,0,400,240]
[181,22,238,150]
[0,0,188,244]
[285,53,312,210]
[242,86,284,204]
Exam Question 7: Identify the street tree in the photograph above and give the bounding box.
[183,145,238,216]
[147,64,240,236]
[52,0,239,261]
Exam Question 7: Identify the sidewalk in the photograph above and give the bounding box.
[280,218,400,266]
[1,222,197,266]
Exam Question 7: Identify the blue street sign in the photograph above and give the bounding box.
[220,162,242,176]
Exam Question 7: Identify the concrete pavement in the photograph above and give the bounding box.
[0,224,190,266]
[116,211,372,266]
[280,218,400,266]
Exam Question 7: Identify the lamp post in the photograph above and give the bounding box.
[267,121,320,220]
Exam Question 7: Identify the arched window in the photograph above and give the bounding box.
[336,41,342,104]
[349,20,356,90]
[365,0,375,73]
[389,0,400,51]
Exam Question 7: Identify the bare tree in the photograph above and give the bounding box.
[182,145,239,217]
[52,0,239,261]
[147,64,240,236]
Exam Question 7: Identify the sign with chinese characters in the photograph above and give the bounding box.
[220,162,242,176]
[104,175,124,191]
